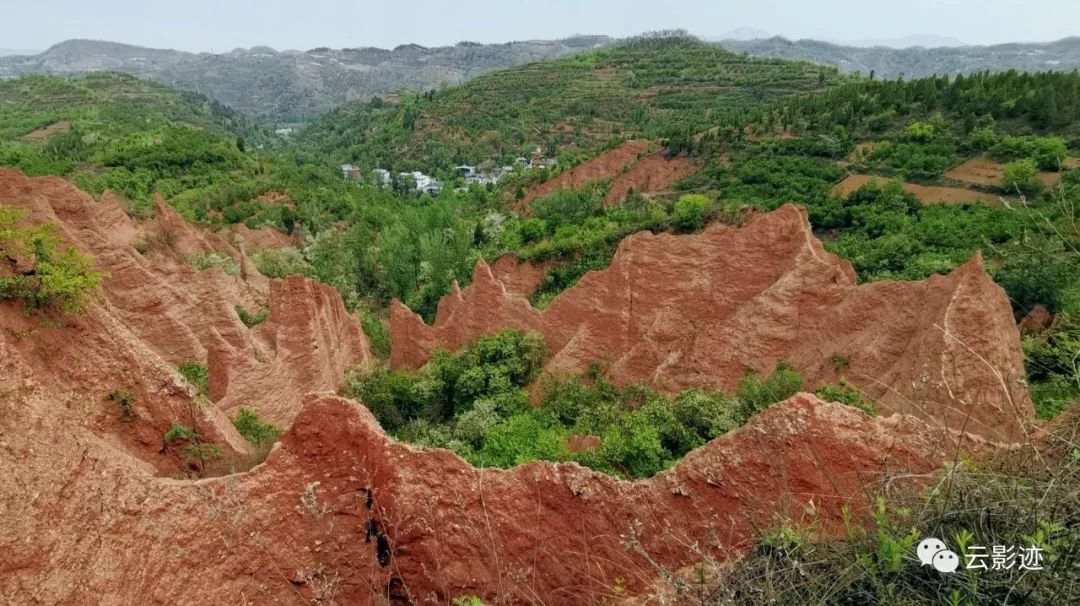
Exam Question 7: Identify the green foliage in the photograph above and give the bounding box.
[231,407,281,446]
[672,194,711,232]
[736,361,804,420]
[183,252,240,276]
[1001,158,1041,194]
[346,331,804,479]
[178,362,209,396]
[1024,313,1080,419]
[360,307,391,359]
[815,381,876,416]
[250,247,310,279]
[235,305,269,327]
[0,73,273,216]
[991,135,1069,170]
[107,388,136,421]
[299,34,842,172]
[0,205,102,313]
[164,423,198,442]
[713,431,1080,605]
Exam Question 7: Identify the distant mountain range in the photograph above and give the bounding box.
[0,37,613,122]
[715,36,1080,78]
[0,49,39,57]
[4,35,1080,123]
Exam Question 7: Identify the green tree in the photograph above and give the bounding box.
[1001,159,1040,194]
[673,194,711,232]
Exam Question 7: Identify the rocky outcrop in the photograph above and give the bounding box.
[391,204,1034,442]
[0,388,977,605]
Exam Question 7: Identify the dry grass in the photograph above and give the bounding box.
[685,409,1080,605]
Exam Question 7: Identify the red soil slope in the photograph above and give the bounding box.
[489,254,550,297]
[0,168,370,430]
[391,205,1033,442]
[0,170,1027,604]
[944,156,1066,189]
[519,140,700,210]
[0,383,979,604]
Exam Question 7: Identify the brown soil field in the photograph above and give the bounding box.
[832,174,1000,205]
[21,120,71,141]
[945,156,1066,189]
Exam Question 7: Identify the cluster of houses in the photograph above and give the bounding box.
[338,148,557,195]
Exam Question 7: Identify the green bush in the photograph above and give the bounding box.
[231,407,281,446]
[235,305,269,327]
[673,194,711,232]
[178,362,209,396]
[736,361,804,420]
[1002,158,1041,194]
[164,423,198,442]
[0,205,102,314]
[107,388,136,421]
[815,381,876,416]
[250,247,310,279]
[346,331,806,478]
[183,252,240,276]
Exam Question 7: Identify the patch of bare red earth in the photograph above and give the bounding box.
[518,139,700,210]
[392,204,1033,443]
[0,170,1033,603]
[832,174,1001,205]
[944,156,1071,189]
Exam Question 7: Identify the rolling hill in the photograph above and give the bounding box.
[300,34,844,172]
[0,37,614,123]
[717,36,1080,78]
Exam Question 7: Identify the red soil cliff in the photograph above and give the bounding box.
[0,168,370,431]
[0,386,977,604]
[0,170,1025,604]
[391,205,1033,442]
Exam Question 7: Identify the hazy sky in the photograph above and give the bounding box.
[4,0,1078,52]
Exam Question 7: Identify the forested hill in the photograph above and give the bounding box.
[0,37,614,123]
[299,34,844,173]
[0,72,278,219]
[717,36,1080,79]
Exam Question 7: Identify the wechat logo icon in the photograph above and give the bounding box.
[917,537,960,573]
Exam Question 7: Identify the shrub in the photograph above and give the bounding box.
[360,307,391,359]
[164,423,198,442]
[178,361,209,396]
[107,388,136,421]
[673,194,711,231]
[815,381,876,416]
[235,305,269,327]
[1002,158,1041,194]
[736,361,804,420]
[183,252,240,276]
[250,247,310,279]
[0,205,102,314]
[231,407,281,446]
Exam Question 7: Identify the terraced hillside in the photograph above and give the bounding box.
[299,34,844,172]
[0,72,276,219]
